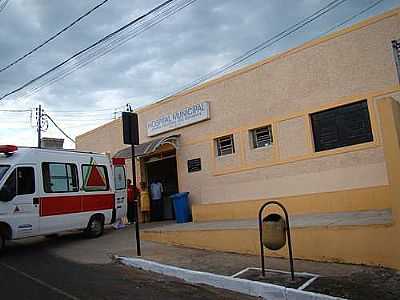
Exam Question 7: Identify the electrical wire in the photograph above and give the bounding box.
[0,0,178,98]
[47,104,126,113]
[164,0,348,98]
[0,109,31,112]
[321,0,385,36]
[18,0,197,100]
[43,113,76,143]
[0,0,111,73]
[64,121,114,129]
[54,118,115,122]
[0,0,197,102]
[0,0,10,14]
[164,0,386,100]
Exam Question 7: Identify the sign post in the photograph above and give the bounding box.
[122,112,141,256]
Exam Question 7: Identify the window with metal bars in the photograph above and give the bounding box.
[393,40,400,82]
[250,125,273,149]
[216,135,235,156]
[310,100,373,152]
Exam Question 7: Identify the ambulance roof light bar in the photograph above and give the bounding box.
[0,145,18,155]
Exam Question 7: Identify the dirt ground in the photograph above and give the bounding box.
[306,267,400,300]
[237,269,311,289]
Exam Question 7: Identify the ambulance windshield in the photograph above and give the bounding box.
[0,165,9,181]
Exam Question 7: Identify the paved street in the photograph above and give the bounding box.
[0,227,254,300]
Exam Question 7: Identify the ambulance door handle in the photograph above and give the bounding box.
[33,198,39,205]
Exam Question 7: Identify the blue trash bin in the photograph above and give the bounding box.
[170,192,191,223]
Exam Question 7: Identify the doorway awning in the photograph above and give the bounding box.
[113,134,180,159]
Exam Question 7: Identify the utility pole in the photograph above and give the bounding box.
[35,105,48,148]
[36,105,42,148]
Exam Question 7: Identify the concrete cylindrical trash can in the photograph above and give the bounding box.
[169,192,191,223]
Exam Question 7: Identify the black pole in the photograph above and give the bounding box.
[280,204,295,281]
[258,206,266,277]
[131,143,141,256]
[37,105,42,148]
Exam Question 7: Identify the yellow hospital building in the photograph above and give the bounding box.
[77,8,400,270]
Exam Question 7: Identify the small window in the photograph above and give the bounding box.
[250,125,273,149]
[0,165,9,182]
[43,163,79,193]
[0,169,16,202]
[17,167,35,195]
[82,165,109,192]
[311,100,373,152]
[114,166,126,190]
[0,167,35,201]
[216,135,235,156]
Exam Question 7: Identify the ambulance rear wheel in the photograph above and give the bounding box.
[85,216,104,238]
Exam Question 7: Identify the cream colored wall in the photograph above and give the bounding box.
[76,119,124,156]
[178,143,388,205]
[277,117,309,160]
[76,9,399,213]
[136,10,400,144]
[134,11,398,207]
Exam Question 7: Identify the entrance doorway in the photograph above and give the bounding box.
[145,152,179,221]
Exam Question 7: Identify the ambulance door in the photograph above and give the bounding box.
[113,165,127,220]
[0,165,39,238]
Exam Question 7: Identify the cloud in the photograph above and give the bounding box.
[0,0,399,149]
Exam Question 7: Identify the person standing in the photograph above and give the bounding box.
[150,180,163,221]
[127,179,135,224]
[139,182,150,223]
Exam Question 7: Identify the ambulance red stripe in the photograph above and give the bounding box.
[40,194,114,217]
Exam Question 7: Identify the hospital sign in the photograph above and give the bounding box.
[147,102,210,136]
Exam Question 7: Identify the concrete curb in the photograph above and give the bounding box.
[117,256,346,300]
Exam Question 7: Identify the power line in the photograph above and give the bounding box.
[0,0,197,102]
[0,0,10,14]
[23,0,196,100]
[164,0,348,98]
[54,118,114,122]
[64,121,114,129]
[47,104,126,113]
[321,0,385,36]
[0,109,31,112]
[43,113,76,144]
[0,0,111,74]
[20,0,197,100]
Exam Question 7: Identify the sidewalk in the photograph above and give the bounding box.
[118,228,400,300]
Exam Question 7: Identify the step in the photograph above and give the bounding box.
[142,209,393,233]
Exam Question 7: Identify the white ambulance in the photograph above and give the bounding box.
[0,145,128,251]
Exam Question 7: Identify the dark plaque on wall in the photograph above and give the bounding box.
[188,158,201,173]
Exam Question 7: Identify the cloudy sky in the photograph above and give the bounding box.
[0,0,399,149]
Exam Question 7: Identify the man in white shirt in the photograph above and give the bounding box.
[150,181,163,221]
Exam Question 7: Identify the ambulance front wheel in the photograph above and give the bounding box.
[85,215,104,238]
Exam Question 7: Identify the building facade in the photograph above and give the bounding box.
[77,8,400,269]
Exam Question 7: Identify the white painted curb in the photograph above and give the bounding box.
[117,256,346,300]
